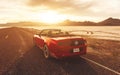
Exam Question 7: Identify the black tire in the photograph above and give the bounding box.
[43,44,50,59]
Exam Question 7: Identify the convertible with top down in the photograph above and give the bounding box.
[33,29,87,59]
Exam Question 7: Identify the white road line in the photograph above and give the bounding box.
[81,56,120,75]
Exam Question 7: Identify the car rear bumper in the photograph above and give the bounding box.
[50,46,87,58]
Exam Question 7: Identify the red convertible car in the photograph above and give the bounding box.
[33,29,87,59]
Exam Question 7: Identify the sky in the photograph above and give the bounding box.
[0,0,120,24]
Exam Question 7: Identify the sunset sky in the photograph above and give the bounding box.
[0,0,120,24]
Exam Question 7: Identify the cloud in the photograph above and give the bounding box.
[27,0,94,15]
[1,0,120,23]
[27,0,120,17]
[28,0,76,9]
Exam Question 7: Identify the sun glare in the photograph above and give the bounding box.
[38,11,65,24]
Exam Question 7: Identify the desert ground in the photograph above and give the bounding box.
[0,27,119,75]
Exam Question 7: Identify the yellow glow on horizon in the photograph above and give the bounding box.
[37,11,66,24]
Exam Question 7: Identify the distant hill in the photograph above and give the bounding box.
[0,17,120,26]
[98,17,120,26]
[59,20,97,26]
[0,21,48,27]
[6,22,43,26]
[60,18,120,26]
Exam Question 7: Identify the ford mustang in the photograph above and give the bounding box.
[33,29,87,59]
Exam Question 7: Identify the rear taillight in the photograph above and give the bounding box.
[58,39,87,46]
[71,39,87,46]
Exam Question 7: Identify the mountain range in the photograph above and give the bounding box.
[61,17,120,26]
[0,17,120,26]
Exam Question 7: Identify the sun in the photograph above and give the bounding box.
[38,11,65,24]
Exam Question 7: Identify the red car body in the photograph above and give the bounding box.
[33,29,87,59]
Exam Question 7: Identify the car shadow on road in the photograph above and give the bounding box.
[4,46,98,75]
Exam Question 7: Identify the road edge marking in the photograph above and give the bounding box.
[81,56,120,75]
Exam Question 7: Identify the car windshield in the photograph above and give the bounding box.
[40,29,71,37]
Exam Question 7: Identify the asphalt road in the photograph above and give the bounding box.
[4,46,118,75]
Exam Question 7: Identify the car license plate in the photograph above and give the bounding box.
[73,48,80,52]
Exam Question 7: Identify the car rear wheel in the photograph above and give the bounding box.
[43,44,50,59]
